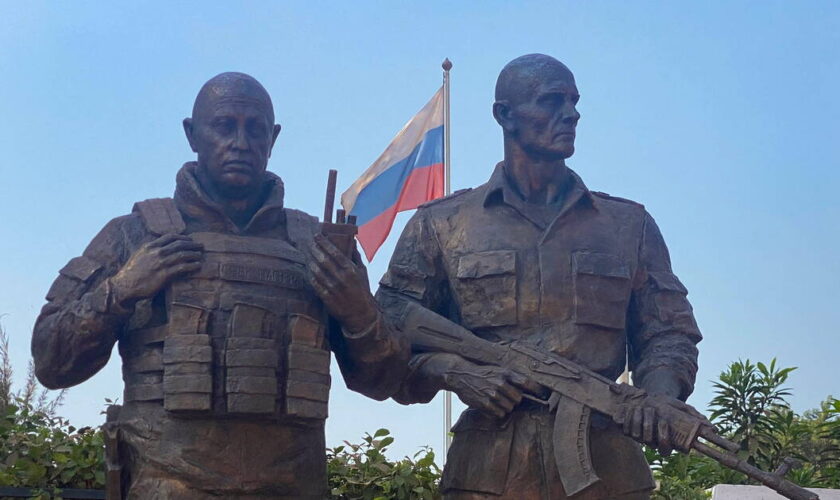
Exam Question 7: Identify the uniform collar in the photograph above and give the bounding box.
[173,162,286,233]
[483,162,596,228]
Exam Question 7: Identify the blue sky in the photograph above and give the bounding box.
[1,2,838,460]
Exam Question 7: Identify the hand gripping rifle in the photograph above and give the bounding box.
[397,301,818,500]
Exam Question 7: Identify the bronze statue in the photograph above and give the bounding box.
[376,54,702,499]
[31,72,406,499]
[378,54,817,500]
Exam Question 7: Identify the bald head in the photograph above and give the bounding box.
[192,72,274,123]
[495,54,575,105]
[493,54,580,161]
[183,72,281,200]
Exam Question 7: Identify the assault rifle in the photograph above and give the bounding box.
[397,301,818,500]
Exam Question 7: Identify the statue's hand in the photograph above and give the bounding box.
[111,234,203,307]
[618,371,689,454]
[308,234,377,334]
[618,392,678,454]
[442,356,546,418]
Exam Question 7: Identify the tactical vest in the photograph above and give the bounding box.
[119,198,330,421]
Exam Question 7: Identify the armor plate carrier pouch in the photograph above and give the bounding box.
[286,313,330,419]
[125,198,331,420]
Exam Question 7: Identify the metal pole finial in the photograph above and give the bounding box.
[442,58,453,71]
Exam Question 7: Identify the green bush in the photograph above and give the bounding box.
[0,321,105,498]
[327,428,441,500]
[0,401,105,496]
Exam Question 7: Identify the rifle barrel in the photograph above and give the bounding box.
[693,441,818,500]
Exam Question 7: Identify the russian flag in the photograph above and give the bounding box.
[341,87,445,261]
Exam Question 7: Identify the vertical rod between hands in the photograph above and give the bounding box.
[324,169,337,223]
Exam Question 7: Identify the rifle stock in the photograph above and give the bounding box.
[399,301,818,500]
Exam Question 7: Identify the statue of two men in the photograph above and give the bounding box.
[33,55,702,499]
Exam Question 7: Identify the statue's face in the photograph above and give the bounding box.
[508,70,580,160]
[189,97,278,198]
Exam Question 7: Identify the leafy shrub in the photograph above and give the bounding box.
[327,428,441,500]
[0,401,105,495]
[0,320,105,498]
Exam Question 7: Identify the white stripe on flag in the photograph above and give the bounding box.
[341,87,444,213]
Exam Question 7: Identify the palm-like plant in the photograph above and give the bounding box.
[708,358,795,462]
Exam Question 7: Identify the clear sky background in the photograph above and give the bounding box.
[1,2,838,461]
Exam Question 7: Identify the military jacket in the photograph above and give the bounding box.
[376,163,702,497]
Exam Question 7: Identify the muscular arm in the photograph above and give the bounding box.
[375,209,454,404]
[32,217,133,389]
[627,212,702,401]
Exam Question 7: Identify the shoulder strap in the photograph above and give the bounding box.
[132,198,186,236]
[418,188,472,209]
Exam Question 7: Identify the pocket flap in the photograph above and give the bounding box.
[456,251,516,279]
[648,271,688,294]
[572,252,629,279]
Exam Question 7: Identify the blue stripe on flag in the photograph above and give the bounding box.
[349,125,443,225]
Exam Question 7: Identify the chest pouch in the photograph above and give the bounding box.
[225,303,280,415]
[162,302,213,413]
[285,313,331,419]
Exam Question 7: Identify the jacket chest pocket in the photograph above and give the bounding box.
[454,250,517,328]
[573,252,631,330]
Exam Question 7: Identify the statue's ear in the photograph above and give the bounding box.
[493,100,516,134]
[268,123,281,158]
[183,118,198,153]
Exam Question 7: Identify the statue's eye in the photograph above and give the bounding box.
[539,94,563,107]
[247,120,267,137]
[212,118,234,134]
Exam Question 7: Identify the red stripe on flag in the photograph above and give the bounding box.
[356,162,444,261]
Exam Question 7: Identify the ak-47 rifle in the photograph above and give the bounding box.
[397,301,819,500]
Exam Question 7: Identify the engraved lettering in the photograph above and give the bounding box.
[219,263,303,288]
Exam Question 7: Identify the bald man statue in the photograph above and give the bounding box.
[32,72,408,499]
[376,54,702,499]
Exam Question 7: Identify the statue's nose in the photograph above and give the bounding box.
[233,126,249,150]
[563,106,581,125]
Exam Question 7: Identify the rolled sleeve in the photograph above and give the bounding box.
[628,213,702,401]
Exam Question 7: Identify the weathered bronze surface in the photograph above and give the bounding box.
[32,72,407,499]
[376,54,704,499]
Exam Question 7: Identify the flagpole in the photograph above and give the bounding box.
[443,58,452,196]
[441,57,453,456]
